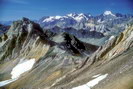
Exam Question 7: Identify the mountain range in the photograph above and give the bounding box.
[0,16,133,89]
[1,11,133,37]
[37,11,133,46]
[39,11,133,34]
[0,11,133,46]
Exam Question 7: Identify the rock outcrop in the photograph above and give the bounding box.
[87,24,133,64]
[0,18,50,63]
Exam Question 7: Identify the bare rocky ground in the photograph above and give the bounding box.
[69,47,133,89]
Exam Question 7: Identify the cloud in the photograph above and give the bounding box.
[9,0,29,5]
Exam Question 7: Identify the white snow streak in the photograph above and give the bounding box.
[72,74,108,89]
[92,74,101,78]
[0,78,18,87]
[109,36,115,41]
[43,16,62,22]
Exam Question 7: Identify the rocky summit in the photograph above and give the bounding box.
[0,17,133,89]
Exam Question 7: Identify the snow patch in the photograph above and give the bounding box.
[43,16,62,22]
[75,13,88,22]
[79,13,84,16]
[72,84,89,89]
[86,74,108,88]
[67,13,88,22]
[104,11,115,16]
[55,16,62,19]
[0,78,18,87]
[11,58,35,79]
[97,19,102,23]
[88,14,91,17]
[67,13,77,17]
[97,19,104,23]
[109,36,115,41]
[75,16,84,22]
[0,58,35,87]
[92,74,101,78]
[72,74,108,89]
[43,17,53,22]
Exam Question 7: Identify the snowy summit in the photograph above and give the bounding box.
[67,13,78,17]
[103,11,115,16]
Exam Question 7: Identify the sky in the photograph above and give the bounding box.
[0,0,133,21]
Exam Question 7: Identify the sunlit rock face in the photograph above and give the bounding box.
[0,17,133,89]
[88,24,133,62]
[0,18,50,63]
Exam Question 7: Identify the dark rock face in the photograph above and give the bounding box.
[58,33,99,56]
[0,24,10,35]
[44,26,105,39]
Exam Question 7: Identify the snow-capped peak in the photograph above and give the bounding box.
[67,13,89,22]
[79,13,84,16]
[55,16,62,19]
[42,13,91,23]
[75,13,89,22]
[88,14,91,17]
[103,11,115,16]
[67,13,78,17]
[43,15,62,22]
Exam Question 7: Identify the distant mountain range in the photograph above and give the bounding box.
[0,24,10,35]
[39,11,132,28]
[0,21,13,26]
[37,11,133,40]
[0,11,133,39]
